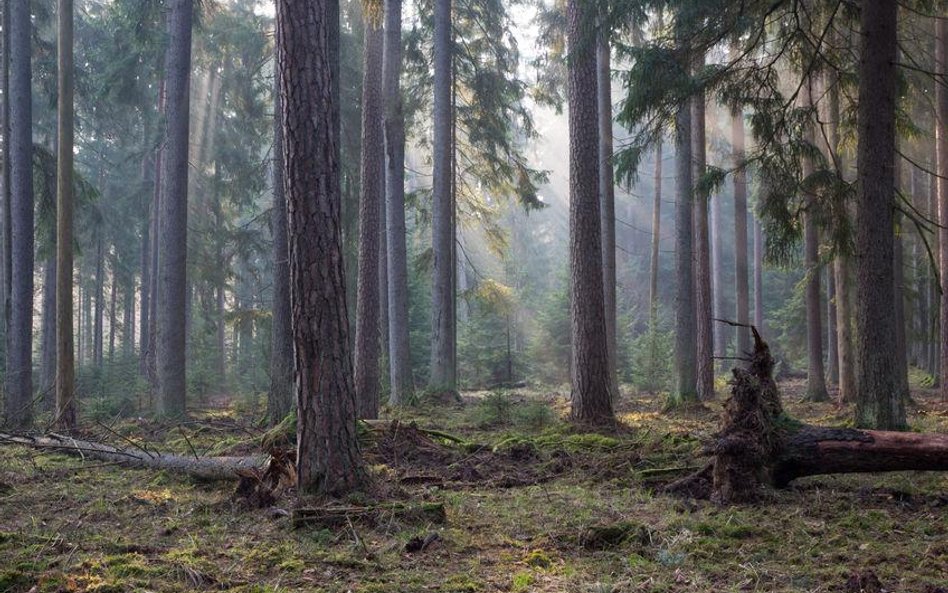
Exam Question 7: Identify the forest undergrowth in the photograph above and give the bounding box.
[1,378,946,593]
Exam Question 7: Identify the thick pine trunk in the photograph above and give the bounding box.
[597,28,618,397]
[694,90,714,400]
[383,0,413,406]
[354,19,384,419]
[567,0,613,424]
[268,39,293,425]
[669,36,697,408]
[428,0,456,395]
[276,0,365,496]
[854,0,905,429]
[6,0,34,428]
[156,0,193,418]
[732,107,750,357]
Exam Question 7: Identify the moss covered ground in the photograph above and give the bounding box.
[1,378,946,592]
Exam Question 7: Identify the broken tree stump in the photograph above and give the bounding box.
[667,326,948,503]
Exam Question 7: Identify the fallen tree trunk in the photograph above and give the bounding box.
[291,502,446,529]
[668,325,948,503]
[0,432,266,480]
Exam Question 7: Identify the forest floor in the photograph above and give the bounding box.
[1,375,947,593]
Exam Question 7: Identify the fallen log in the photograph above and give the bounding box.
[667,325,948,503]
[0,432,266,480]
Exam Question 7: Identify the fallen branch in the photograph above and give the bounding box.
[291,502,446,529]
[0,432,265,480]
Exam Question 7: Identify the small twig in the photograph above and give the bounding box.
[95,420,156,459]
[346,514,370,557]
[179,427,200,461]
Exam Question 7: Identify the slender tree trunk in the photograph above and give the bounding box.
[732,107,751,357]
[383,0,413,405]
[428,0,456,394]
[354,17,384,419]
[669,35,697,408]
[694,89,714,400]
[567,0,613,424]
[936,15,948,401]
[801,80,828,402]
[123,277,134,357]
[139,100,159,377]
[753,218,765,332]
[108,264,117,364]
[93,237,105,369]
[894,164,910,402]
[156,0,193,418]
[712,165,727,364]
[827,271,838,384]
[276,0,365,495]
[854,0,905,429]
[648,140,662,325]
[597,26,618,396]
[268,36,293,425]
[5,0,34,428]
[928,157,940,382]
[40,259,56,402]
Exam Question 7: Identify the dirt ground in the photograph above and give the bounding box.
[1,377,946,593]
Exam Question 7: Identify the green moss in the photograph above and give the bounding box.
[443,573,482,592]
[511,571,535,592]
[523,549,553,568]
[0,570,32,593]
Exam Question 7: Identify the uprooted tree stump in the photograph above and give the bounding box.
[667,326,948,503]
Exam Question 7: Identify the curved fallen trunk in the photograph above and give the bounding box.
[0,432,266,480]
[668,325,948,503]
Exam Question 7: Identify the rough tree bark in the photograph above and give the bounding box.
[0,0,9,371]
[694,88,714,400]
[428,0,456,395]
[597,25,618,397]
[268,38,293,426]
[854,0,905,429]
[732,106,750,358]
[276,0,365,495]
[801,80,828,402]
[156,0,193,418]
[383,0,413,406]
[567,0,614,424]
[5,0,34,428]
[354,11,384,419]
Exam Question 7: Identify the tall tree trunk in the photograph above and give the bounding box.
[40,259,56,402]
[5,0,34,428]
[354,15,384,419]
[753,218,765,332]
[712,162,727,364]
[597,25,618,396]
[156,0,193,418]
[894,162,910,402]
[937,15,948,401]
[648,140,662,326]
[93,237,105,369]
[732,106,751,358]
[123,276,134,357]
[108,264,117,364]
[268,37,293,425]
[801,80,828,402]
[276,0,365,495]
[139,98,159,377]
[383,0,413,405]
[669,32,697,408]
[567,0,613,424]
[694,89,714,400]
[0,0,10,372]
[855,0,905,429]
[428,0,456,394]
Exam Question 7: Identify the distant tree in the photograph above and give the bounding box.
[694,84,713,400]
[354,1,384,418]
[854,0,905,430]
[156,0,193,418]
[55,0,77,429]
[566,0,613,424]
[276,0,365,495]
[383,0,413,405]
[5,0,34,427]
